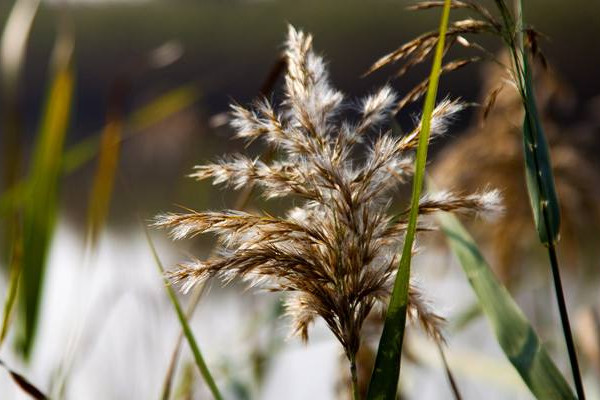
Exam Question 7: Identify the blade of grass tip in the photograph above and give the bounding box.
[0,358,48,400]
[0,223,23,347]
[86,42,183,248]
[366,1,452,398]
[142,227,224,400]
[512,1,584,397]
[86,92,125,248]
[16,21,75,359]
[436,206,576,400]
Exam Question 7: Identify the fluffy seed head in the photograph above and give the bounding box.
[155,25,500,359]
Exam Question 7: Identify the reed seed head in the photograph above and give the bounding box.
[155,25,499,360]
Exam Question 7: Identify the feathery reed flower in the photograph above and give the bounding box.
[155,25,500,384]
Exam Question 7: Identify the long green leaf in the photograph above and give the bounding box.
[366,1,452,398]
[521,55,560,245]
[437,210,576,400]
[511,3,583,397]
[0,229,22,347]
[17,27,75,358]
[143,228,224,400]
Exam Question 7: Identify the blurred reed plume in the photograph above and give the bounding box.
[156,25,501,396]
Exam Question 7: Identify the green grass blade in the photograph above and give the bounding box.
[512,3,583,397]
[142,228,224,400]
[366,1,452,398]
[437,210,576,400]
[0,228,23,347]
[16,26,75,358]
[521,56,560,245]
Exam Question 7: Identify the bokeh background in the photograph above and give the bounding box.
[1,0,599,399]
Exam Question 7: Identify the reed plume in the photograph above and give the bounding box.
[155,25,500,393]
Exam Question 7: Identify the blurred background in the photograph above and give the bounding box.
[0,0,599,398]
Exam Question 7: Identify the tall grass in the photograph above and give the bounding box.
[504,3,584,396]
[366,1,587,398]
[366,1,452,398]
[17,21,75,358]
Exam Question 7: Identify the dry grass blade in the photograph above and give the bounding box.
[395,57,479,112]
[86,42,182,248]
[481,83,504,121]
[0,358,48,400]
[86,116,122,247]
[365,19,490,77]
[408,0,500,29]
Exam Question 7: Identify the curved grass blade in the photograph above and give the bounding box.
[366,1,453,398]
[16,24,75,358]
[436,209,576,400]
[143,227,224,400]
[0,226,23,347]
[0,358,48,399]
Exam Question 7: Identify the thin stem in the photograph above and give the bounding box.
[504,1,585,396]
[350,355,360,400]
[435,340,462,400]
[546,231,585,399]
[144,227,224,400]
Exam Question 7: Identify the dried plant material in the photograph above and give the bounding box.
[156,25,498,371]
[365,18,492,78]
[481,83,504,120]
[395,57,480,111]
[365,1,550,114]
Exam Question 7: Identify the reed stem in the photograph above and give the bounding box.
[350,355,360,400]
[545,222,585,399]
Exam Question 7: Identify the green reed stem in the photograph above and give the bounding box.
[499,1,585,397]
[366,1,452,398]
[545,220,585,399]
